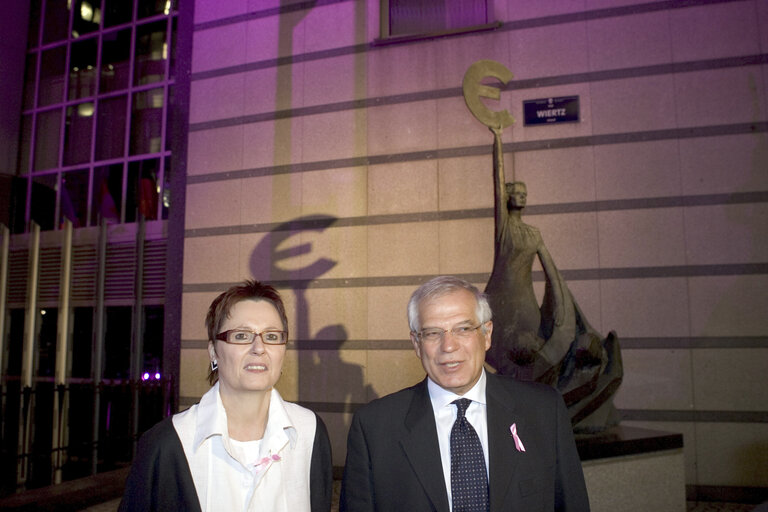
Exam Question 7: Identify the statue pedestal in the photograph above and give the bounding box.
[576,426,685,512]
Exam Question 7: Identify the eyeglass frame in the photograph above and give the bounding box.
[214,329,288,345]
[412,322,487,344]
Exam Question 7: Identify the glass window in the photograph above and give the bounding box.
[31,173,58,231]
[387,0,489,38]
[134,20,167,86]
[72,0,102,37]
[130,88,163,155]
[33,108,62,171]
[104,0,134,28]
[61,169,90,228]
[71,307,94,378]
[95,95,127,161]
[92,164,123,224]
[38,46,67,107]
[100,28,132,93]
[27,0,42,48]
[37,308,59,378]
[42,0,70,44]
[9,177,28,234]
[69,37,99,100]
[138,0,174,19]
[63,102,95,166]
[127,158,159,222]
[23,54,37,110]
[103,306,131,379]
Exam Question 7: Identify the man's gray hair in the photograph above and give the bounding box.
[407,275,492,333]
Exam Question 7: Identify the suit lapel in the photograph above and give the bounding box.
[486,373,523,511]
[400,379,450,512]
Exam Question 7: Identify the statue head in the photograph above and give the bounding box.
[505,181,527,210]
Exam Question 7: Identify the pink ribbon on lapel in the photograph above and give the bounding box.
[510,423,526,452]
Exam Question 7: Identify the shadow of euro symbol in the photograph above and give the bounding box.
[462,59,515,129]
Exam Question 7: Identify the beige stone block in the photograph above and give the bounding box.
[435,97,495,150]
[582,449,686,512]
[432,29,510,89]
[240,173,304,225]
[533,212,600,270]
[515,146,596,205]
[438,218,493,275]
[301,166,368,218]
[679,134,768,196]
[504,0,586,20]
[179,348,212,401]
[236,232,283,282]
[243,117,303,169]
[586,0,665,7]
[303,54,364,107]
[242,66,290,117]
[597,208,686,268]
[621,420,697,485]
[507,21,589,79]
[368,160,438,216]
[301,109,367,163]
[293,225,368,280]
[366,349,426,399]
[515,83,594,143]
[761,3,768,53]
[194,0,246,24]
[437,155,494,211]
[587,11,672,71]
[684,203,768,265]
[303,1,365,52]
[601,278,691,338]
[367,285,416,340]
[613,349,694,410]
[689,275,768,337]
[368,222,440,277]
[317,411,353,467]
[185,180,242,229]
[367,101,438,156]
[590,75,677,135]
[184,235,241,284]
[366,44,437,98]
[245,12,305,63]
[187,126,244,175]
[290,349,369,404]
[192,23,247,74]
[670,2,761,62]
[594,140,681,200]
[276,349,299,401]
[692,348,768,411]
[190,73,245,124]
[181,291,220,340]
[673,67,767,128]
[695,422,768,487]
[301,287,368,342]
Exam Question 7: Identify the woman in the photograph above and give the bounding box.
[119,280,332,511]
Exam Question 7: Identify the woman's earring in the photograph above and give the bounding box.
[210,360,218,372]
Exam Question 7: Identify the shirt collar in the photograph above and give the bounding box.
[427,369,487,410]
[192,383,298,451]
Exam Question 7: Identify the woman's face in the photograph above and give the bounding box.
[209,299,286,398]
[506,183,527,209]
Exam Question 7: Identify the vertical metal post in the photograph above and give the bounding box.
[0,224,9,444]
[130,215,145,457]
[52,219,73,484]
[18,222,40,489]
[91,219,107,475]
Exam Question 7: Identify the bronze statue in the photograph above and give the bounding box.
[462,60,623,432]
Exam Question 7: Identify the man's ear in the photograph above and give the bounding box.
[410,332,422,359]
[483,321,493,351]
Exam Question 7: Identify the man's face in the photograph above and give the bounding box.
[507,183,527,209]
[410,289,492,395]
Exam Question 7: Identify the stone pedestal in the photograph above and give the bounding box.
[577,426,685,512]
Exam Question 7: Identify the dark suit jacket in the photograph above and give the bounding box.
[340,373,589,511]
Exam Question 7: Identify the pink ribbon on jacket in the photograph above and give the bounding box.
[510,423,526,452]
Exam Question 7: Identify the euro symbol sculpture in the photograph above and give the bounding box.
[462,59,515,130]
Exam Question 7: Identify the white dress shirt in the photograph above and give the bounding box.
[172,382,318,512]
[427,369,489,511]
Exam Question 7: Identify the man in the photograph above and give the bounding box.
[340,276,590,511]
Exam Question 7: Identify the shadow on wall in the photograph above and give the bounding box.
[250,215,376,409]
